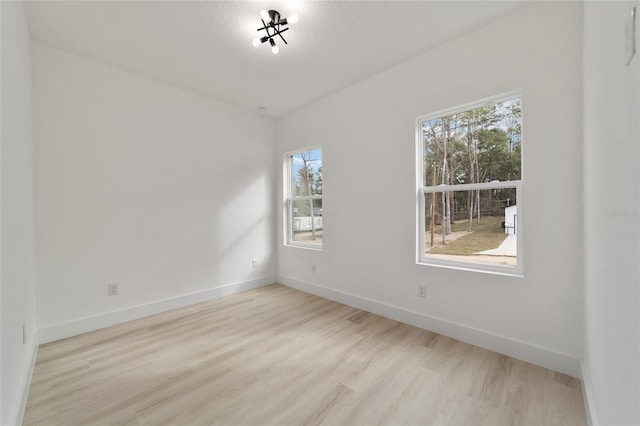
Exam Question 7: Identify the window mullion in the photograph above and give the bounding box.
[422,180,521,193]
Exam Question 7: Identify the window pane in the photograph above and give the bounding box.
[421,99,521,186]
[291,148,322,197]
[292,198,322,245]
[424,188,517,267]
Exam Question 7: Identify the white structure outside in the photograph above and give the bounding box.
[504,205,517,235]
[293,216,323,232]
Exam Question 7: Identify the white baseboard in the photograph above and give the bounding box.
[580,361,599,426]
[11,331,39,426]
[39,276,275,344]
[278,274,582,378]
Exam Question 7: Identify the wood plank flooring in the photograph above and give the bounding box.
[23,284,587,425]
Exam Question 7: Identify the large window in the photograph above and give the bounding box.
[285,147,322,249]
[417,93,522,275]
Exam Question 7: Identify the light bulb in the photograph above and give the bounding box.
[271,44,279,54]
[287,13,299,24]
[260,9,270,21]
[252,38,260,48]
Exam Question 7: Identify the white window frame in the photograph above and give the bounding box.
[284,146,323,250]
[416,92,523,276]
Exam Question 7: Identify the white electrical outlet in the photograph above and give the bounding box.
[418,285,427,298]
[108,283,119,296]
[311,264,317,273]
[252,259,258,269]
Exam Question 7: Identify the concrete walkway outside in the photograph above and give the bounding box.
[477,233,517,256]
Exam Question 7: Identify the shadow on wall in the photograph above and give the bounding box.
[94,167,274,299]
[214,172,274,284]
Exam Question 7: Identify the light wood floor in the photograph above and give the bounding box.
[24,284,587,425]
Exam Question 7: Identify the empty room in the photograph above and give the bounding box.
[2,1,639,425]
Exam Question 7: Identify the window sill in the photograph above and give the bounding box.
[417,258,523,278]
[284,242,323,251]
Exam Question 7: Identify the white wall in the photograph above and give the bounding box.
[583,2,640,425]
[32,43,276,341]
[1,2,39,424]
[277,2,584,376]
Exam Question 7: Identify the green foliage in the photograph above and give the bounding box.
[422,99,521,185]
[421,99,521,224]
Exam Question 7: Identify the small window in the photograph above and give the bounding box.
[417,93,522,275]
[285,147,322,249]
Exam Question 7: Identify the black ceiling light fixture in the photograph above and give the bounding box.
[252,9,298,54]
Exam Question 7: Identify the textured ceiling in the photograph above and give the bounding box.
[23,1,527,117]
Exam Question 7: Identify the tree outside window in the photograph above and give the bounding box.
[418,94,522,274]
[286,147,323,248]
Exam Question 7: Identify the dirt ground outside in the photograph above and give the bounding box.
[425,229,516,266]
[292,226,515,266]
[292,230,323,245]
[425,229,471,249]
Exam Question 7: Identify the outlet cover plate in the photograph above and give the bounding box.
[418,285,427,298]
[108,283,119,296]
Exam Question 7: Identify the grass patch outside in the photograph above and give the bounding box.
[429,216,508,255]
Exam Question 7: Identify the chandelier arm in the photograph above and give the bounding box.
[258,19,271,33]
[273,26,289,44]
